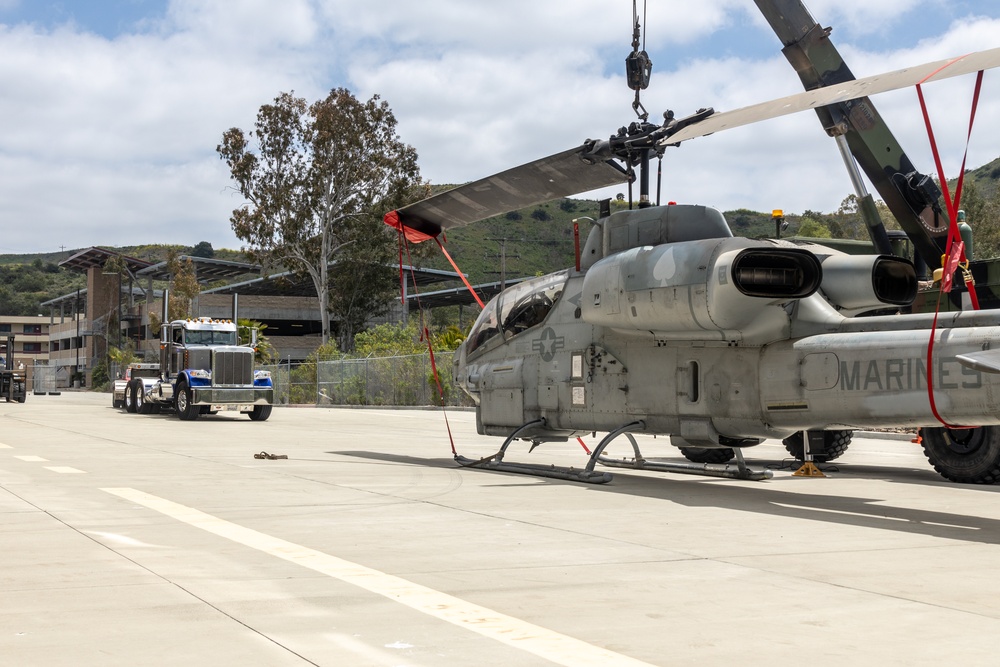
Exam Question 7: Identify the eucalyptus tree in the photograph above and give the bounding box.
[218,89,423,349]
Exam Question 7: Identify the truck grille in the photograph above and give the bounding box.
[214,349,253,386]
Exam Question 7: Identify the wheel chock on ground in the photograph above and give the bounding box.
[254,451,287,460]
[793,461,826,477]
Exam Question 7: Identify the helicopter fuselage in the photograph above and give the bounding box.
[454,204,1000,448]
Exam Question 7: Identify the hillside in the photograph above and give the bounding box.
[0,242,245,316]
[5,155,1000,318]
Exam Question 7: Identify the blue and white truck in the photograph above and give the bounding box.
[120,292,273,421]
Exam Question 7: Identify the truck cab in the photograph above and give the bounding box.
[160,317,273,420]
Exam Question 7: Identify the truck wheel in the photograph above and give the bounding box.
[125,380,138,413]
[921,426,1000,484]
[679,447,735,463]
[136,385,153,414]
[783,430,852,463]
[248,405,272,421]
[175,381,199,421]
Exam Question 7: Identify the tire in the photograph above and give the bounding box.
[113,395,124,409]
[679,446,735,464]
[175,381,200,421]
[135,384,153,414]
[248,405,272,422]
[125,379,138,413]
[921,426,1000,484]
[783,430,852,463]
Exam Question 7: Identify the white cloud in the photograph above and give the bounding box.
[0,0,998,254]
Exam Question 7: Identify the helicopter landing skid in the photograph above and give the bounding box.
[586,423,773,481]
[456,418,613,483]
[455,455,613,484]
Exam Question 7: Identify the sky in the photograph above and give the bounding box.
[1,0,1000,254]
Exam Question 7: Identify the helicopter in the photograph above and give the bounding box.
[384,2,1000,486]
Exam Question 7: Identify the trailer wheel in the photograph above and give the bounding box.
[125,379,138,413]
[679,447,735,464]
[175,381,199,421]
[921,426,1000,484]
[783,430,852,463]
[248,405,272,422]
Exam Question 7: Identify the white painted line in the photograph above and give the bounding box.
[0,443,11,448]
[14,455,48,462]
[102,487,654,667]
[920,520,979,531]
[45,466,86,474]
[774,502,915,523]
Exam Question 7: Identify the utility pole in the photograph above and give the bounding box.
[486,237,520,292]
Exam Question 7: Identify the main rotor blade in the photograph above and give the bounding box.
[665,47,1000,145]
[390,146,629,238]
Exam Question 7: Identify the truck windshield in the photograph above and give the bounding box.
[184,330,237,346]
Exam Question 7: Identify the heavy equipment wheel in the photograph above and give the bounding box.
[125,379,138,413]
[783,430,852,463]
[921,426,1000,484]
[248,405,272,422]
[679,446,735,464]
[175,381,199,421]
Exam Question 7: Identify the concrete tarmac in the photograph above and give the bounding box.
[3,392,1000,666]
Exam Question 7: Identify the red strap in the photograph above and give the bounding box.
[435,237,486,309]
[916,70,985,427]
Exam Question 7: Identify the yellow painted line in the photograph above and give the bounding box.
[102,487,654,667]
[14,455,48,462]
[46,466,86,474]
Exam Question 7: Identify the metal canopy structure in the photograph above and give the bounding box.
[40,286,162,309]
[136,255,260,284]
[59,247,154,275]
[405,277,529,311]
[201,265,464,298]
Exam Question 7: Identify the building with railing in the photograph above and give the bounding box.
[0,315,55,391]
[39,247,476,387]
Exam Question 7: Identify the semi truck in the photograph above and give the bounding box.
[120,292,273,421]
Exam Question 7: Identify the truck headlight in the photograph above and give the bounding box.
[188,368,212,386]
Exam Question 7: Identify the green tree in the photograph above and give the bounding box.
[797,217,832,239]
[217,89,423,350]
[354,321,425,356]
[191,241,215,258]
[237,318,276,364]
[166,252,200,320]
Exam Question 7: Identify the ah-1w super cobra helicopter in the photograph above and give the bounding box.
[385,1,1000,485]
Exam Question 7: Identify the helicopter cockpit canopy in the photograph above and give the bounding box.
[467,270,568,356]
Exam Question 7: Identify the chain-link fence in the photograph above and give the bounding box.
[262,352,474,407]
[32,364,57,394]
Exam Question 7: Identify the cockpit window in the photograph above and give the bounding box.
[466,299,499,356]
[466,271,567,356]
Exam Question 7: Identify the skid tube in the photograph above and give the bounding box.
[585,422,773,482]
[455,418,613,484]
